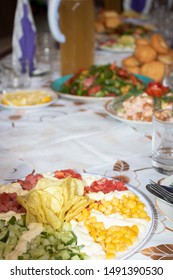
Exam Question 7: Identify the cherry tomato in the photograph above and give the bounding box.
[110,62,117,70]
[117,68,129,78]
[88,85,102,95]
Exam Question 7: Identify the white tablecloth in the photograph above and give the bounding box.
[0,50,173,260]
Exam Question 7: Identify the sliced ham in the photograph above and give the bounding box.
[17,173,43,191]
[0,192,26,213]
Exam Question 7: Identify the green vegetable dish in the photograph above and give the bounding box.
[0,216,87,260]
[60,64,146,97]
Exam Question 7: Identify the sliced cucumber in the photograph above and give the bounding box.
[0,217,27,260]
[8,216,17,225]
[0,230,9,243]
[18,254,30,260]
[29,248,46,259]
[71,255,81,260]
[0,220,5,229]
[56,250,71,260]
[18,224,87,260]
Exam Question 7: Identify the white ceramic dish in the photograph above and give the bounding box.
[156,198,173,223]
[104,99,152,133]
[58,92,114,103]
[0,89,58,110]
[0,171,154,260]
[97,45,134,53]
[80,173,154,260]
[155,175,173,222]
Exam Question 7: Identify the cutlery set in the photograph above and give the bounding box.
[146,180,173,205]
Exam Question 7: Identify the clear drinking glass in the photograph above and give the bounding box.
[2,58,30,90]
[152,109,173,175]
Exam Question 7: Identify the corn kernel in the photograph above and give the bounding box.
[105,236,112,243]
[106,253,115,259]
[118,245,127,252]
[98,204,106,212]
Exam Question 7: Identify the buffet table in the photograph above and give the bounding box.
[0,50,173,261]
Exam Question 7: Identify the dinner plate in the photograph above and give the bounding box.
[97,46,134,53]
[51,74,151,103]
[0,171,154,260]
[0,89,58,110]
[156,198,173,223]
[51,74,114,103]
[105,99,152,132]
[155,175,173,222]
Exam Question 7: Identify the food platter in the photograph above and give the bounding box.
[104,97,152,132]
[97,35,135,53]
[51,73,151,103]
[0,89,58,110]
[0,169,154,260]
[98,45,134,53]
[51,74,114,103]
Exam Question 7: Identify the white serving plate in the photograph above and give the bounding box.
[0,89,58,110]
[0,171,154,260]
[104,99,152,133]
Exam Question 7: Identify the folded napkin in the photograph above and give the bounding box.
[12,0,36,74]
[123,0,152,14]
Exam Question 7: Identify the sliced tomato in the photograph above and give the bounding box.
[110,62,117,70]
[117,68,129,78]
[65,68,86,85]
[129,74,138,86]
[54,169,82,180]
[85,178,128,194]
[88,85,102,95]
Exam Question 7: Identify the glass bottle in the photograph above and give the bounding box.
[48,0,95,75]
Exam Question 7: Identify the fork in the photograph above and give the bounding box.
[150,180,173,194]
[146,184,173,204]
[150,180,173,193]
[149,180,173,202]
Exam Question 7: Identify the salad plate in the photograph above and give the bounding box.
[155,175,173,222]
[104,96,152,132]
[51,70,151,103]
[52,74,114,103]
[104,80,172,132]
[98,45,134,53]
[0,89,58,110]
[97,35,135,53]
[156,198,173,223]
[0,169,154,260]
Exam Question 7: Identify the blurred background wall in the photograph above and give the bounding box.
[0,0,17,58]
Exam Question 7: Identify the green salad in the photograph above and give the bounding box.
[60,64,145,97]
